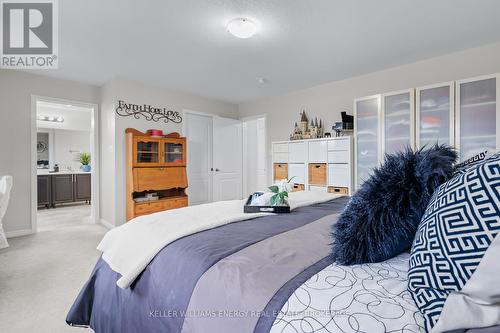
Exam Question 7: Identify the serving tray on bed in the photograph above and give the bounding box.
[244,194,291,214]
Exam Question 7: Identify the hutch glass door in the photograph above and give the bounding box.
[135,138,160,164]
[163,142,184,165]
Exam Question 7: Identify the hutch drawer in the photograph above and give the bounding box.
[134,197,188,216]
[133,167,187,192]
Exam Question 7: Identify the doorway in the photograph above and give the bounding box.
[31,96,99,233]
[183,111,243,205]
[242,115,268,196]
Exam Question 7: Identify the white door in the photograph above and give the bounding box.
[242,116,267,196]
[213,116,243,201]
[184,113,213,205]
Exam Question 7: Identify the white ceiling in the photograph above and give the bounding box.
[32,0,500,103]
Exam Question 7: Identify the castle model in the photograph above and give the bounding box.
[290,110,324,140]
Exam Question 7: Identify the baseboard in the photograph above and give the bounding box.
[5,229,34,238]
[100,219,114,229]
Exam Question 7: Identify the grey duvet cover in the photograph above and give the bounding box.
[66,197,498,333]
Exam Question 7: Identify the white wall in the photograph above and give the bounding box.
[100,78,238,226]
[238,42,500,183]
[52,129,91,170]
[36,107,92,132]
[0,70,100,235]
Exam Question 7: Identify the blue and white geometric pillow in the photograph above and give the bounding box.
[408,152,500,332]
[453,149,494,176]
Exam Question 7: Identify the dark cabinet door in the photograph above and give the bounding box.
[74,174,91,201]
[52,174,74,204]
[37,175,51,207]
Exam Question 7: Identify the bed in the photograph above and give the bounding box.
[66,192,496,333]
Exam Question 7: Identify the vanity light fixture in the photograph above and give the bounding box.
[227,18,257,39]
[37,115,65,123]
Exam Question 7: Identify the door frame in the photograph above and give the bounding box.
[30,95,100,233]
[182,109,214,204]
[241,114,268,196]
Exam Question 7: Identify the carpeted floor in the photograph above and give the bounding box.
[0,204,106,333]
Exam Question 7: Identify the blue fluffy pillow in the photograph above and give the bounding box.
[330,144,457,265]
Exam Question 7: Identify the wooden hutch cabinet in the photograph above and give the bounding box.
[126,129,188,221]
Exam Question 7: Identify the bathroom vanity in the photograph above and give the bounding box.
[37,170,91,208]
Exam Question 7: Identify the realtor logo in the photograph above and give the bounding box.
[1,0,58,69]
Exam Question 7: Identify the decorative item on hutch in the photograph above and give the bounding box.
[290,110,325,140]
[125,128,188,221]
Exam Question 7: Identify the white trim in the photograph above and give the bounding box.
[100,219,114,230]
[30,95,100,234]
[415,81,455,149]
[6,229,33,238]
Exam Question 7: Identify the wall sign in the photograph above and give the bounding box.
[115,100,182,123]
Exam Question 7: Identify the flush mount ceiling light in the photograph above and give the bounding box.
[227,18,257,39]
[38,115,64,123]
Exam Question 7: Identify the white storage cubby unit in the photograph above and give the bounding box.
[354,73,500,189]
[272,137,353,195]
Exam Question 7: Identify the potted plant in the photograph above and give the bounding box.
[80,152,91,172]
[268,178,294,206]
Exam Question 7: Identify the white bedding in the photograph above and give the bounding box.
[98,191,341,289]
[271,253,425,333]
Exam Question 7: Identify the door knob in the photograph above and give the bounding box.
[215,168,220,172]
[210,168,214,171]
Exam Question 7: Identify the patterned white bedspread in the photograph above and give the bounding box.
[271,253,425,333]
